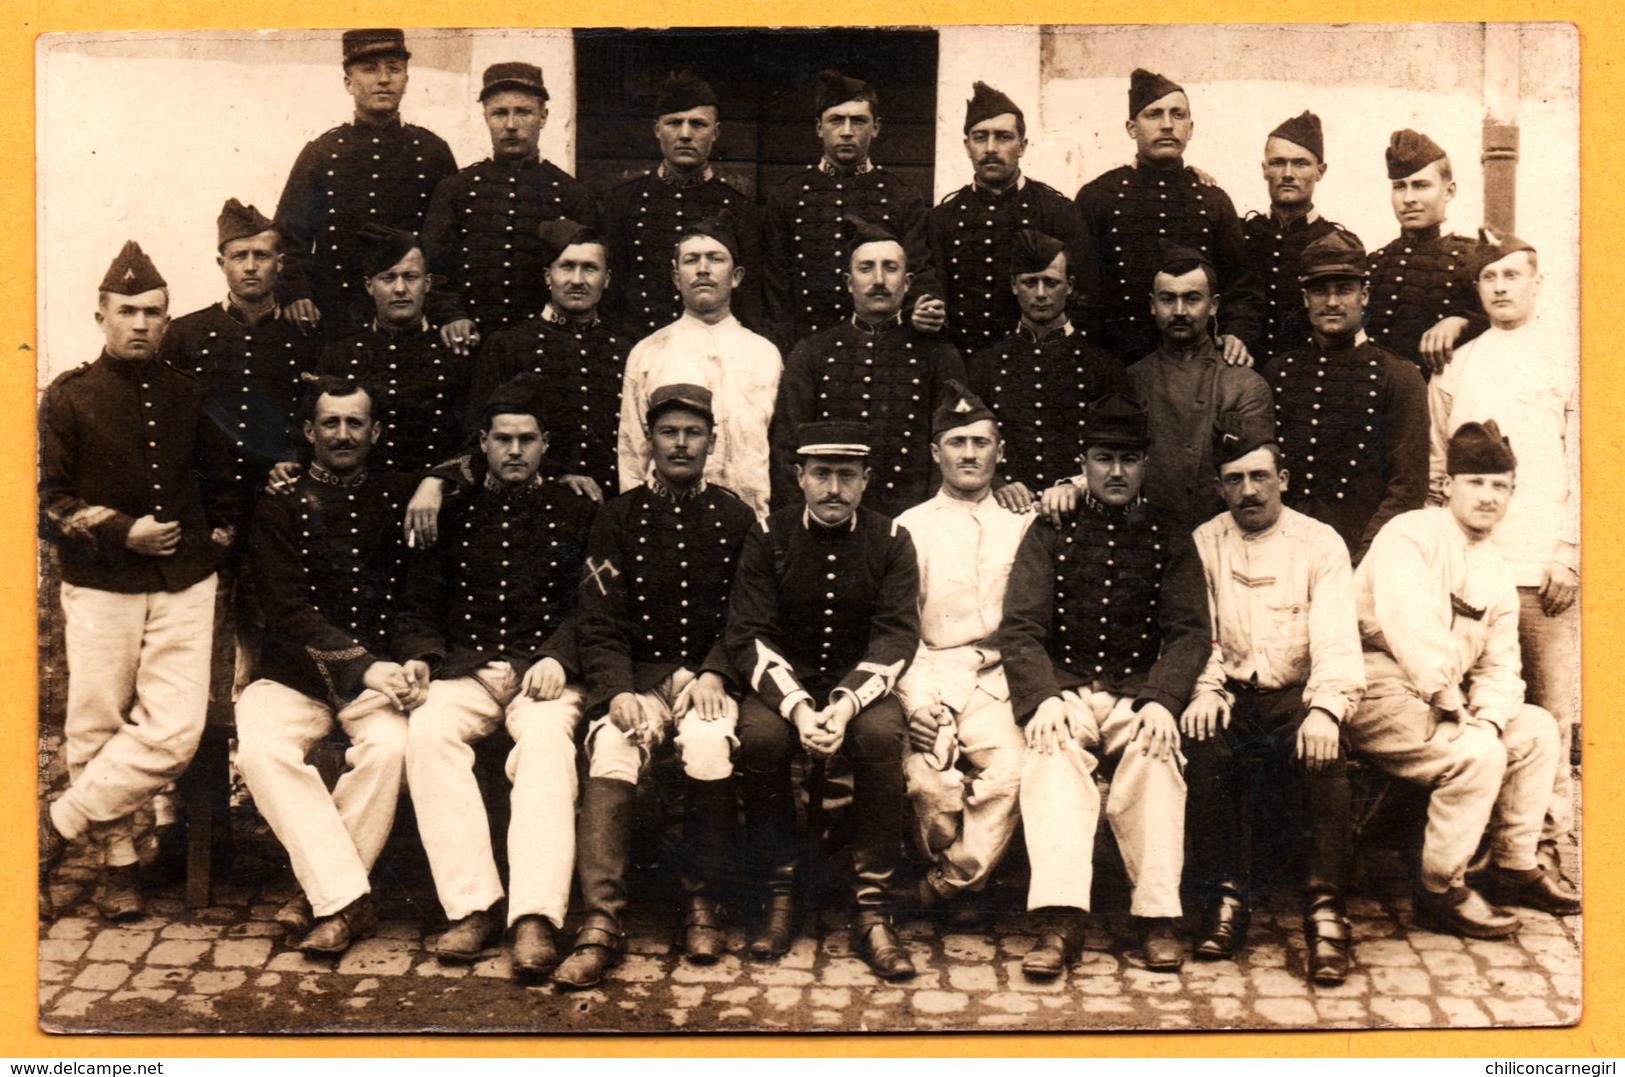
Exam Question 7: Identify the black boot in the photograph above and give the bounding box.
[679,777,737,963]
[1023,907,1085,980]
[741,765,798,960]
[1304,892,1352,985]
[572,776,638,936]
[1194,880,1250,960]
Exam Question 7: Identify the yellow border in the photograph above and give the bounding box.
[4,0,1617,1059]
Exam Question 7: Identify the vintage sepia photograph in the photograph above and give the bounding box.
[34,22,1579,1036]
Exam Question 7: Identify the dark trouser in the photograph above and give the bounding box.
[737,694,905,912]
[1184,685,1352,905]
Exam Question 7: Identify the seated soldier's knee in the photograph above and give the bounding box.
[586,721,643,784]
[675,715,734,781]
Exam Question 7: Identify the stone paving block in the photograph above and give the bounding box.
[809,987,850,1009]
[671,955,744,984]
[712,986,760,1004]
[607,955,665,983]
[229,921,284,938]
[376,921,423,942]
[412,960,468,979]
[762,986,804,1011]
[39,939,88,963]
[130,967,191,990]
[1371,997,1433,1026]
[1521,932,1578,954]
[810,1010,844,1026]
[1074,976,1121,996]
[254,974,281,988]
[947,964,999,992]
[1552,1001,1581,1026]
[1435,974,1494,997]
[1247,943,1288,968]
[670,985,706,1008]
[998,934,1036,956]
[1466,939,1529,966]
[1306,972,1369,999]
[39,985,62,1009]
[820,957,880,988]
[1370,966,1431,996]
[1551,974,1580,1000]
[1002,960,1067,993]
[977,1014,1029,1027]
[1351,919,1397,940]
[941,934,997,962]
[86,928,155,963]
[47,990,105,1018]
[147,940,211,966]
[213,938,273,968]
[1081,997,1136,1015]
[1192,972,1247,997]
[110,989,176,1005]
[910,990,969,1014]
[779,936,819,970]
[1254,998,1318,1025]
[355,977,379,992]
[1418,950,1477,977]
[46,918,96,941]
[266,952,332,974]
[337,938,415,977]
[748,966,814,987]
[820,930,853,957]
[1250,967,1308,997]
[1437,996,1492,1027]
[1408,931,1465,951]
[159,923,223,941]
[191,971,248,995]
[72,963,131,992]
[472,954,512,978]
[1354,938,1420,966]
[1210,996,1247,1023]
[1315,998,1368,1024]
[1489,968,1555,997]
[1484,997,1559,1025]
[1122,968,1184,994]
[1076,950,1121,973]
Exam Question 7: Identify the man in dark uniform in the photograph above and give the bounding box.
[966,228,1129,510]
[928,82,1096,353]
[599,71,761,341]
[762,70,942,351]
[1365,129,1487,376]
[39,242,240,920]
[551,384,757,989]
[1270,230,1427,563]
[274,30,466,346]
[772,217,966,519]
[1241,112,1360,365]
[235,377,414,955]
[422,62,596,334]
[999,393,1208,977]
[396,375,596,972]
[726,420,920,980]
[1076,69,1261,364]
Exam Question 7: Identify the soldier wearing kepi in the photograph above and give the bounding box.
[1076,69,1262,364]
[234,377,414,955]
[1365,129,1487,376]
[928,82,1098,353]
[966,228,1130,509]
[1269,229,1427,563]
[1241,112,1360,364]
[772,216,966,519]
[600,71,761,341]
[1347,421,1574,936]
[999,393,1208,977]
[39,242,240,920]
[552,384,757,989]
[422,62,595,333]
[726,421,920,980]
[762,70,942,350]
[396,375,596,974]
[1180,413,1363,985]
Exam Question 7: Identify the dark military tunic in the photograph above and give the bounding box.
[318,321,469,476]
[1364,225,1488,375]
[421,155,596,333]
[771,314,966,519]
[41,354,240,593]
[1240,210,1355,366]
[966,323,1130,492]
[999,496,1208,721]
[1076,162,1262,361]
[725,506,919,712]
[251,467,413,704]
[1271,334,1429,562]
[927,176,1098,353]
[393,474,595,681]
[274,116,458,337]
[598,168,761,341]
[576,478,756,713]
[762,161,940,350]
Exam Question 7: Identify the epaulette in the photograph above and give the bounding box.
[708,482,744,503]
[937,187,969,207]
[1027,178,1068,200]
[49,362,95,390]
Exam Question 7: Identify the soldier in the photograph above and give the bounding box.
[39,242,240,920]
[726,421,920,980]
[1347,422,1575,936]
[396,375,596,972]
[1241,112,1360,364]
[552,384,757,989]
[1269,229,1427,562]
[422,62,595,333]
[599,71,761,341]
[1000,393,1207,977]
[928,82,1097,353]
[1428,232,1580,898]
[617,213,781,518]
[234,378,413,955]
[966,228,1130,509]
[762,70,942,350]
[1365,129,1487,375]
[1180,414,1363,985]
[1076,69,1261,364]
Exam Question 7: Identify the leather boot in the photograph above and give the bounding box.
[1480,865,1581,917]
[1413,884,1521,939]
[297,894,378,955]
[848,756,904,916]
[39,803,64,921]
[574,777,639,937]
[742,765,798,960]
[1194,881,1250,960]
[852,910,915,981]
[1022,907,1085,980]
[511,915,563,980]
[1139,917,1184,972]
[427,906,503,962]
[95,863,145,923]
[274,893,314,937]
[679,777,736,963]
[1304,893,1352,985]
[554,920,624,989]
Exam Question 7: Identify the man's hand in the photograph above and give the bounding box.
[1191,166,1217,187]
[911,296,947,334]
[992,482,1036,514]
[1131,700,1180,760]
[1539,562,1578,617]
[908,703,949,753]
[793,701,839,758]
[126,515,181,556]
[363,661,418,712]
[1295,707,1341,772]
[210,525,235,548]
[1217,334,1255,367]
[405,477,447,548]
[264,461,302,496]
[1038,482,1081,526]
[682,672,735,723]
[1179,691,1231,741]
[1419,315,1470,373]
[820,695,858,755]
[606,692,643,735]
[1024,696,1072,755]
[438,318,481,357]
[401,660,433,711]
[558,474,604,502]
[522,656,566,701]
[284,299,322,332]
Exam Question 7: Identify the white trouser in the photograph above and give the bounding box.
[904,686,1024,895]
[53,575,218,866]
[405,663,582,928]
[1021,689,1186,917]
[235,679,409,917]
[586,668,738,784]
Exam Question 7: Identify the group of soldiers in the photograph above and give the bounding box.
[40,28,1578,996]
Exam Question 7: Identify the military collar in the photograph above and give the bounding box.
[850,311,906,336]
[1401,223,1444,243]
[647,474,708,502]
[1311,328,1370,353]
[802,507,860,536]
[309,463,368,488]
[370,317,432,338]
[1132,155,1188,174]
[819,157,875,177]
[98,351,160,378]
[351,112,404,132]
[483,471,546,496]
[657,162,714,189]
[1151,336,1220,365]
[1270,205,1321,230]
[488,152,543,170]
[222,295,281,327]
[972,172,1026,196]
[541,303,600,330]
[1015,318,1074,344]
[1081,489,1139,519]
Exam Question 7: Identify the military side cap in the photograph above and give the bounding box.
[1386,128,1447,180]
[647,382,714,426]
[1211,410,1277,468]
[480,61,549,103]
[354,223,421,278]
[1298,229,1369,283]
[1471,227,1537,279]
[814,69,875,116]
[680,209,741,263]
[1153,240,1214,280]
[797,420,870,457]
[931,380,997,438]
[1129,68,1185,118]
[1268,111,1324,161]
[1081,392,1151,450]
[536,218,601,268]
[1009,228,1067,277]
[844,214,901,258]
[216,198,275,251]
[482,372,550,428]
[656,70,719,116]
[342,29,409,66]
[99,240,167,295]
[964,81,1023,133]
[1447,419,1517,475]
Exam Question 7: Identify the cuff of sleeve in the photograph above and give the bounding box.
[1135,689,1183,717]
[836,670,887,710]
[1307,693,1355,724]
[778,690,813,722]
[1432,686,1468,714]
[1555,542,1579,577]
